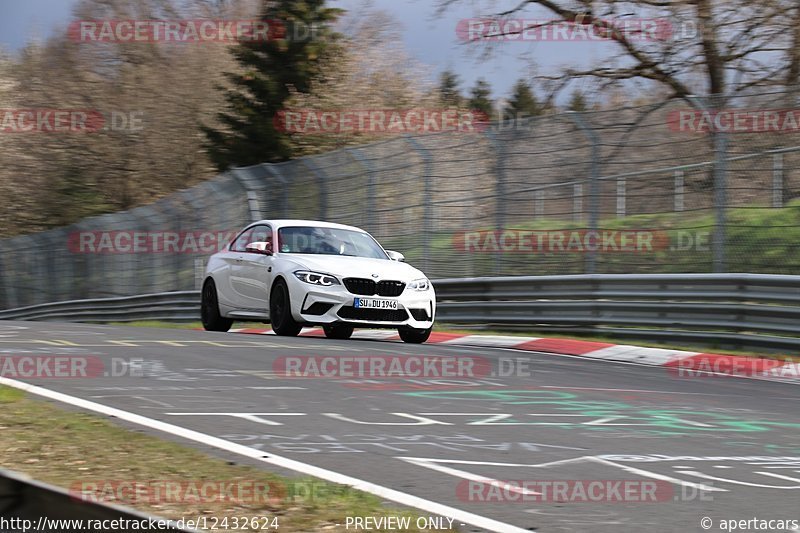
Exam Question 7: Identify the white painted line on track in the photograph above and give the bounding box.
[441,335,538,347]
[0,376,529,533]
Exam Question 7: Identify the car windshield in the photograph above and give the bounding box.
[277,226,388,259]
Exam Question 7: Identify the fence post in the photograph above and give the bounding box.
[0,242,16,309]
[229,168,263,222]
[616,178,626,218]
[567,111,600,274]
[485,130,506,275]
[264,164,289,218]
[302,158,329,220]
[690,96,728,273]
[773,152,784,208]
[712,130,729,273]
[346,148,376,233]
[674,170,685,212]
[194,258,205,290]
[573,184,583,222]
[534,189,545,219]
[404,135,433,273]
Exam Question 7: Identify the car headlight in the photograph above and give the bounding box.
[407,278,430,291]
[293,270,340,286]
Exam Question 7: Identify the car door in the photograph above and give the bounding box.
[229,224,274,310]
[212,227,253,310]
[217,226,255,310]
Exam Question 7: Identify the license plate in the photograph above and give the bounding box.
[354,298,398,310]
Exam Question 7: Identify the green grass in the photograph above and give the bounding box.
[380,201,800,276]
[0,385,449,532]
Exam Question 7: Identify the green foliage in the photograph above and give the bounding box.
[42,165,111,228]
[567,89,588,112]
[203,0,344,170]
[467,78,493,118]
[439,69,463,107]
[506,78,541,119]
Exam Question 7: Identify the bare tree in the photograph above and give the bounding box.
[444,0,800,104]
[286,8,440,155]
[0,0,248,236]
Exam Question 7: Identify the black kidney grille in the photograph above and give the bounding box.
[343,278,375,295]
[344,278,406,296]
[377,280,405,297]
[338,306,409,322]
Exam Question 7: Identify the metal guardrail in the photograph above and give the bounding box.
[1,274,800,351]
[0,468,195,531]
[434,273,800,352]
[0,291,199,322]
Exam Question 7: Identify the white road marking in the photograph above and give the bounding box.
[0,376,529,532]
[398,456,725,493]
[166,413,306,426]
[400,457,541,496]
[441,335,538,347]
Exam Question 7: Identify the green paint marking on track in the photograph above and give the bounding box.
[402,389,800,435]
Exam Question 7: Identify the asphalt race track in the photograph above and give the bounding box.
[2,321,800,532]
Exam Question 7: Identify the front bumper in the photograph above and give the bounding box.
[286,277,435,329]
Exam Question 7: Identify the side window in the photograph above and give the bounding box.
[231,225,271,252]
[250,226,272,246]
[231,228,254,252]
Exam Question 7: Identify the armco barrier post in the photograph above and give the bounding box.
[404,135,433,273]
[566,112,600,274]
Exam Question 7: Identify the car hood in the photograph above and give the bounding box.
[281,254,427,282]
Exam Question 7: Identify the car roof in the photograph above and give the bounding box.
[250,219,367,233]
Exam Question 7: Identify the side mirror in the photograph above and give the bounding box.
[245,241,273,255]
[386,250,405,262]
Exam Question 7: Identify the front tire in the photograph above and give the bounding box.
[398,326,432,344]
[201,279,233,332]
[323,324,354,340]
[270,279,302,336]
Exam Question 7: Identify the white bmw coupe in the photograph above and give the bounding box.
[201,220,436,343]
